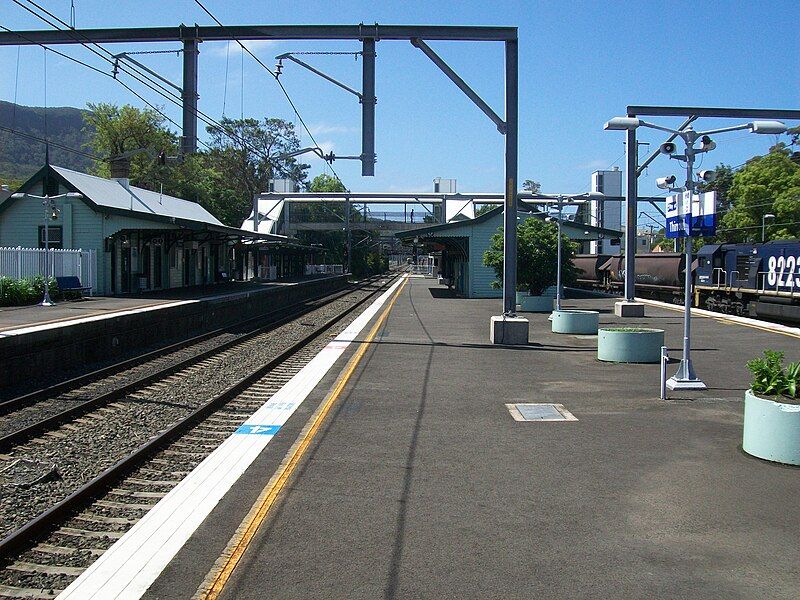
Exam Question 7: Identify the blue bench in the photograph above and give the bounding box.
[56,276,92,298]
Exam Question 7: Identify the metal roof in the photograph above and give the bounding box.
[52,166,224,226]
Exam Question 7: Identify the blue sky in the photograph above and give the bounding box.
[2,0,798,225]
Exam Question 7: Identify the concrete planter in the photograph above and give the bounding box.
[743,389,800,465]
[519,295,553,313]
[597,327,664,363]
[551,309,599,335]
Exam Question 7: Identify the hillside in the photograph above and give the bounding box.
[0,100,94,187]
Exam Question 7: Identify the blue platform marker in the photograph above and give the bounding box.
[235,424,281,435]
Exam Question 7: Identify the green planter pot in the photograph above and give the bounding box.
[597,327,664,363]
[743,389,800,465]
[551,309,599,334]
[519,295,553,313]
[516,291,529,304]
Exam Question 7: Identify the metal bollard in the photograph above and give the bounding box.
[660,346,669,401]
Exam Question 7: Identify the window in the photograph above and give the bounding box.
[38,226,63,249]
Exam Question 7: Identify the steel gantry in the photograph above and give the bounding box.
[0,23,523,325]
[612,105,800,314]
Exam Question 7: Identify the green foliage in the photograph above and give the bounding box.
[203,116,309,226]
[309,173,346,192]
[483,217,578,296]
[522,179,541,194]
[0,101,93,182]
[84,102,177,186]
[474,204,496,217]
[719,147,800,242]
[0,276,60,306]
[746,350,799,400]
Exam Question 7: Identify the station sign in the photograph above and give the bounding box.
[666,191,717,238]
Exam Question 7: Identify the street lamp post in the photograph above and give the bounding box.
[545,191,604,312]
[762,213,776,242]
[10,191,84,306]
[603,117,786,391]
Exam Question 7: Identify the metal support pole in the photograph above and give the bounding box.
[668,146,706,390]
[345,196,352,273]
[555,197,563,311]
[624,125,637,302]
[41,198,54,306]
[181,37,199,155]
[502,39,518,316]
[361,38,376,176]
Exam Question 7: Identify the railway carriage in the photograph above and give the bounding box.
[574,239,800,323]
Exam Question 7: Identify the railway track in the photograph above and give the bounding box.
[0,277,384,448]
[0,274,398,598]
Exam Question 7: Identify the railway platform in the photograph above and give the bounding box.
[0,276,349,389]
[60,275,800,599]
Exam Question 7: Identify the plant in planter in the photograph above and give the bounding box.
[483,218,577,311]
[742,350,800,465]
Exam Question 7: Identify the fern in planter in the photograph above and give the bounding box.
[746,350,800,403]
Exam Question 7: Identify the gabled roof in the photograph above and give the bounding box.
[1,165,292,243]
[52,166,224,226]
[395,203,623,240]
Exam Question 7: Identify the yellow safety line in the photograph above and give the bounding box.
[194,276,408,600]
[636,298,800,340]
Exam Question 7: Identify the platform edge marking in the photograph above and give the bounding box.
[55,275,407,600]
[193,276,408,600]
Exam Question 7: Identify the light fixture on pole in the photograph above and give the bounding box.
[544,191,604,312]
[11,191,84,306]
[604,116,787,391]
[762,213,776,242]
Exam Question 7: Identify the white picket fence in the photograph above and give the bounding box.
[0,247,97,294]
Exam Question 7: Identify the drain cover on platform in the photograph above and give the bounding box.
[506,403,577,422]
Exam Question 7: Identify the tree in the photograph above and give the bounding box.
[483,218,578,296]
[309,173,346,192]
[475,204,496,217]
[522,179,541,194]
[719,147,800,242]
[204,116,309,226]
[83,102,176,188]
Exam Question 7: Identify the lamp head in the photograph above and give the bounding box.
[604,117,640,131]
[700,135,716,152]
[749,120,787,135]
[764,213,776,219]
[656,175,677,190]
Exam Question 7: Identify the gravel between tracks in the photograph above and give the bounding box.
[0,279,390,540]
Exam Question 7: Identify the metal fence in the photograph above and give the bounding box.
[305,264,345,276]
[0,247,97,294]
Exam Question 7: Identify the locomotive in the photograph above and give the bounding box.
[574,240,800,323]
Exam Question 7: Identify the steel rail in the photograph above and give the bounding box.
[0,277,383,451]
[0,273,398,558]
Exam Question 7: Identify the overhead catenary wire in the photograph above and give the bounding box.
[9,3,295,178]
[192,0,348,187]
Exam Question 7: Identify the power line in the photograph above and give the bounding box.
[192,0,347,186]
[10,2,290,174]
[0,125,106,161]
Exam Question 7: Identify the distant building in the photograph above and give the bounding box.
[396,204,621,298]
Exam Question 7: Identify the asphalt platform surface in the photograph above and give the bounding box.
[147,276,800,600]
[0,279,317,332]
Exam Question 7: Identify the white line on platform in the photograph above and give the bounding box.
[635,297,800,338]
[56,275,406,600]
[0,300,194,337]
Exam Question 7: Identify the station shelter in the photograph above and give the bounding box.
[396,204,622,298]
[0,165,299,295]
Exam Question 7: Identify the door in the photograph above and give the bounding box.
[153,245,162,289]
[121,246,131,293]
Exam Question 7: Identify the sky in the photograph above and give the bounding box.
[1,0,798,227]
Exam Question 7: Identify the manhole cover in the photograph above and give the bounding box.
[506,403,577,422]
